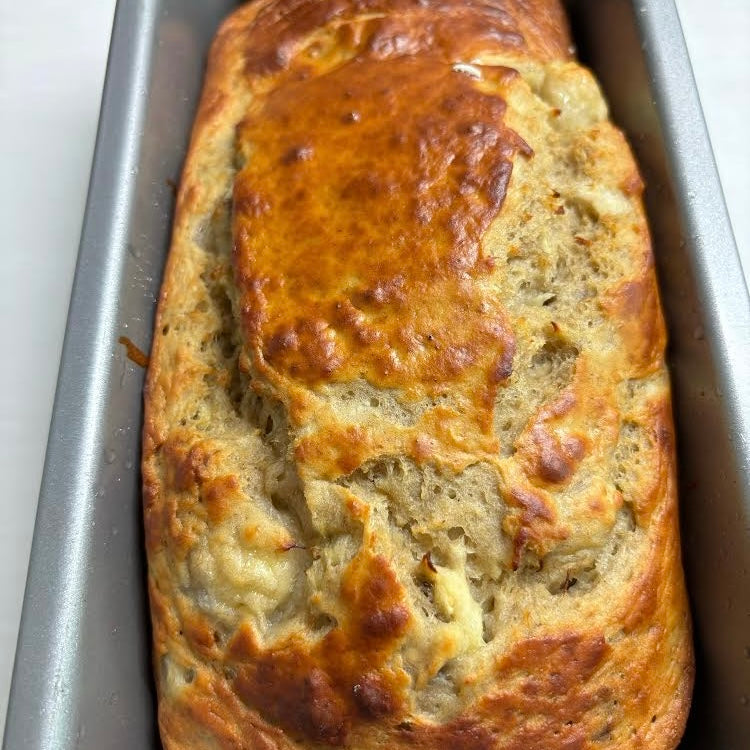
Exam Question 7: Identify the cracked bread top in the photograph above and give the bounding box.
[142,1,693,748]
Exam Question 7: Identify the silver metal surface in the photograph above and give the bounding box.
[570,2,750,744]
[2,1,236,748]
[3,0,748,747]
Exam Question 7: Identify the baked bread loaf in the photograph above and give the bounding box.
[142,1,694,747]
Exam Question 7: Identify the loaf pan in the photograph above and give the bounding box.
[4,0,749,747]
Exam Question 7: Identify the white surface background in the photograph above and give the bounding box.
[0,0,748,739]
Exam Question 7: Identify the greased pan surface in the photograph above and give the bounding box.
[4,1,748,748]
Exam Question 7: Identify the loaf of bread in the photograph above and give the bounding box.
[142,1,694,747]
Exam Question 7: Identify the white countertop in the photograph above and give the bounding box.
[1,0,748,738]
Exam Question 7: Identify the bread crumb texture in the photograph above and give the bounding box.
[143,1,693,748]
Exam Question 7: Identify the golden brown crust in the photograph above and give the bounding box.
[143,1,693,748]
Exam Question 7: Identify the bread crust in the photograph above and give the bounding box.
[143,2,693,748]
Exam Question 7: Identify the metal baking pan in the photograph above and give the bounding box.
[4,0,749,747]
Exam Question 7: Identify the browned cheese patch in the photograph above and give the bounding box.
[229,551,411,744]
[233,55,534,446]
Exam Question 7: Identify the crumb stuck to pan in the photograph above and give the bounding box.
[119,335,149,368]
